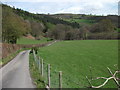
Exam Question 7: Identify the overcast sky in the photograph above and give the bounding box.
[1,0,119,15]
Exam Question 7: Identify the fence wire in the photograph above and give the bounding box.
[33,50,83,88]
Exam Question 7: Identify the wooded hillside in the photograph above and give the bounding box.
[2,4,120,44]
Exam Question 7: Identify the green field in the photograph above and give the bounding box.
[116,28,120,33]
[46,22,55,29]
[64,19,95,25]
[38,40,118,88]
[17,37,49,44]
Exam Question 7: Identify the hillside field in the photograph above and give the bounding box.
[17,37,49,44]
[38,40,118,88]
[63,19,95,25]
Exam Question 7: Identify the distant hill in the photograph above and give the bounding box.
[2,4,120,44]
[51,14,119,27]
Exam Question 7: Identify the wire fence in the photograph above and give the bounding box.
[33,50,62,88]
[32,49,85,88]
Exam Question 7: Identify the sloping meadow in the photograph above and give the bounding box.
[38,40,118,88]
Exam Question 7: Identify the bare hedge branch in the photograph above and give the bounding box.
[86,67,120,88]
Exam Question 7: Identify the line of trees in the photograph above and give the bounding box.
[47,19,118,40]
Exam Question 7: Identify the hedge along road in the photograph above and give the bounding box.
[0,50,35,88]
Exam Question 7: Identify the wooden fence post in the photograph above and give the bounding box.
[59,71,62,89]
[38,56,41,73]
[36,56,39,67]
[33,50,36,62]
[41,59,43,77]
[48,64,50,88]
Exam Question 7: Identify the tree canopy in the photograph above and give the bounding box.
[2,4,31,43]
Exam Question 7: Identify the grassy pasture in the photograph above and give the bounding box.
[38,40,118,88]
[17,37,49,44]
[64,19,95,25]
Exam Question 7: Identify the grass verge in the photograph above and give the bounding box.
[29,51,45,88]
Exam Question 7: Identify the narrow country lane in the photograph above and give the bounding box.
[0,50,35,89]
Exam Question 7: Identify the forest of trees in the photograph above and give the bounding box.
[47,19,118,40]
[2,4,31,44]
[2,4,120,44]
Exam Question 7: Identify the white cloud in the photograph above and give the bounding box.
[55,7,82,14]
[54,0,118,15]
[1,0,118,15]
[1,0,119,3]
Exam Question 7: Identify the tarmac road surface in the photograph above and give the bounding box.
[0,50,35,89]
